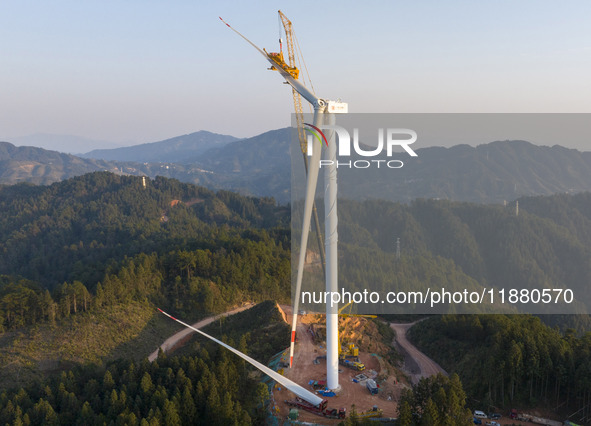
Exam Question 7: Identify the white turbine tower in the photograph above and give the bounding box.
[220,17,346,391]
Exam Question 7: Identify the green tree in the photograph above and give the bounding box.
[103,370,115,392]
[180,385,195,424]
[397,400,413,426]
[421,398,439,426]
[76,401,94,425]
[162,399,181,426]
[140,372,154,396]
[29,399,58,426]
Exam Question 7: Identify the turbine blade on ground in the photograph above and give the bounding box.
[157,308,324,407]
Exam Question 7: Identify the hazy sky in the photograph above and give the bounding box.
[1,1,590,147]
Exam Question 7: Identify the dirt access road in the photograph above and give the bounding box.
[390,322,447,384]
[148,304,254,362]
[390,323,536,425]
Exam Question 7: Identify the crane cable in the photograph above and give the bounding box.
[293,30,316,102]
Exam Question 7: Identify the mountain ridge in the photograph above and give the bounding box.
[0,141,119,185]
[3,130,591,204]
[81,130,239,163]
[4,133,122,154]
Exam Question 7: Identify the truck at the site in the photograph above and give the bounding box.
[285,398,346,419]
[339,357,365,371]
[366,379,379,395]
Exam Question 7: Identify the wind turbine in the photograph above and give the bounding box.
[220,16,347,391]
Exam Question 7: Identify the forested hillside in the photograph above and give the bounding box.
[0,142,119,185]
[397,373,473,426]
[0,301,289,425]
[305,194,591,317]
[1,173,591,423]
[0,172,290,333]
[4,174,591,328]
[0,173,299,424]
[409,314,591,423]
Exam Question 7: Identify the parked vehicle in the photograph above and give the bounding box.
[474,410,487,419]
[366,379,379,395]
[339,357,365,371]
[285,398,346,419]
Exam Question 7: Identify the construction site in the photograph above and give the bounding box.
[265,305,404,423]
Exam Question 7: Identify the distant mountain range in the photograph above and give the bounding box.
[81,130,239,163]
[4,133,123,154]
[2,128,591,204]
[0,142,120,185]
[334,140,591,204]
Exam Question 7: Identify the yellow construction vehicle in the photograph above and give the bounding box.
[358,406,384,419]
[337,301,377,364]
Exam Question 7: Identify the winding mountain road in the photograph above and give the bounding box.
[148,304,254,362]
[390,322,447,384]
[149,306,447,390]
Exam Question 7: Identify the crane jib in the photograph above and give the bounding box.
[219,17,319,106]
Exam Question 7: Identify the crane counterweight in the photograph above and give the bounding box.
[264,49,300,79]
